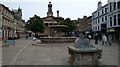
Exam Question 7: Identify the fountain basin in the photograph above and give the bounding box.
[40,37,76,43]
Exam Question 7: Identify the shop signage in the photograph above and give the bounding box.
[108,28,115,32]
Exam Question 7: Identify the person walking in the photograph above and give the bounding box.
[95,33,98,44]
[25,33,29,39]
[107,35,112,45]
[88,34,91,41]
[102,34,107,45]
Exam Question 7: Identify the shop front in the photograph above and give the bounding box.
[107,27,120,41]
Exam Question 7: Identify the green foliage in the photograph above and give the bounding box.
[25,15,44,33]
[59,18,75,32]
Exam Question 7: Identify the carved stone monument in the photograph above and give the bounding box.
[68,34,102,65]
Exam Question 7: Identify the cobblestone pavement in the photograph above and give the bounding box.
[1,38,119,66]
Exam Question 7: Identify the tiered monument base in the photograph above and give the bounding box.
[68,45,102,65]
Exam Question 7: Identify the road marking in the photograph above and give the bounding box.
[9,40,31,65]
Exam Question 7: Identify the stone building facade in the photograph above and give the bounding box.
[92,1,120,40]
[42,2,64,36]
[0,4,14,40]
[0,3,25,40]
[76,16,92,37]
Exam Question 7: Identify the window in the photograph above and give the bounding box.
[98,12,99,16]
[102,17,104,22]
[105,16,107,21]
[110,3,112,12]
[118,14,120,25]
[114,15,116,26]
[92,15,94,18]
[117,1,120,9]
[98,19,100,23]
[110,17,112,26]
[98,26,99,30]
[105,8,108,13]
[102,10,104,14]
[114,2,116,10]
[92,21,94,25]
[45,23,48,26]
[96,26,97,31]
[96,20,97,24]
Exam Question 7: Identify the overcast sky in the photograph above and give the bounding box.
[2,0,108,21]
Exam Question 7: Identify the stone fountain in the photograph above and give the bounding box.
[68,34,102,65]
[40,25,76,43]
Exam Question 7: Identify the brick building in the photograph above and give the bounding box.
[76,16,92,37]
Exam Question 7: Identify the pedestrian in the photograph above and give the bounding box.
[95,33,98,44]
[102,34,107,45]
[88,34,91,41]
[107,35,112,45]
[26,33,29,39]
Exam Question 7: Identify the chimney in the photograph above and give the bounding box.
[57,10,59,17]
[83,16,87,18]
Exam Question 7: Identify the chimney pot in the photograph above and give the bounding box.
[57,10,59,17]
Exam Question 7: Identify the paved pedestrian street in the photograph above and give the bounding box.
[1,38,119,66]
[90,40,118,65]
[0,46,2,67]
[2,39,32,65]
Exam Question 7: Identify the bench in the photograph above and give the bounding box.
[3,40,15,47]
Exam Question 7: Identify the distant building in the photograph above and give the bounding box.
[76,16,92,37]
[74,19,81,37]
[92,1,120,40]
[42,2,64,36]
[12,7,25,38]
[0,3,25,40]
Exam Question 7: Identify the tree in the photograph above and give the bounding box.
[59,18,75,36]
[25,15,44,33]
